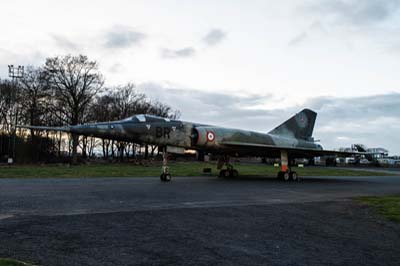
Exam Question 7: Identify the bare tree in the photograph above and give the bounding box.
[0,55,181,163]
[18,66,51,161]
[112,83,146,119]
[19,66,49,125]
[0,80,17,135]
[0,80,13,159]
[43,55,104,163]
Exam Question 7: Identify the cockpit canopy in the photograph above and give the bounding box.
[121,114,172,123]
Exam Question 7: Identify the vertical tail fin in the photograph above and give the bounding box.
[269,109,317,141]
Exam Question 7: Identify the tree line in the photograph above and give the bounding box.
[0,55,179,164]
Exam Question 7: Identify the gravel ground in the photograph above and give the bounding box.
[0,201,400,266]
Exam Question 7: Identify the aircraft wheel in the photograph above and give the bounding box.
[231,169,239,178]
[283,172,290,182]
[290,172,298,181]
[224,170,231,178]
[219,170,226,178]
[160,173,172,182]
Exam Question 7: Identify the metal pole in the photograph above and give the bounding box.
[12,106,18,160]
[8,65,24,164]
[7,71,13,162]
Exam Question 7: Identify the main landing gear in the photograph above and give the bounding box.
[219,165,239,178]
[277,171,299,182]
[218,156,239,178]
[160,148,172,182]
[277,150,300,182]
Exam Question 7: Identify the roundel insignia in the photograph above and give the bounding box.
[296,113,308,128]
[206,131,215,142]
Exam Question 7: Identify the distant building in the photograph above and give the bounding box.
[365,147,388,159]
[339,144,389,160]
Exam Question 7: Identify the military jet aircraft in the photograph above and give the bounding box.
[19,109,357,182]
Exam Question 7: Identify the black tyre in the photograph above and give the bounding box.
[232,169,239,178]
[224,170,231,178]
[283,172,290,182]
[164,174,172,182]
[160,173,171,182]
[290,172,298,181]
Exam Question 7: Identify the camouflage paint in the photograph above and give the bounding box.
[19,109,355,160]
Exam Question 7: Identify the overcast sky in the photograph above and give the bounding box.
[1,0,399,154]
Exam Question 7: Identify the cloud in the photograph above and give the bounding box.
[104,25,146,49]
[51,34,78,50]
[138,82,276,125]
[305,0,400,26]
[305,93,400,121]
[0,49,45,79]
[288,21,327,47]
[109,63,124,73]
[294,1,400,49]
[388,43,400,54]
[302,93,400,152]
[202,29,226,46]
[161,29,225,59]
[288,32,308,46]
[138,82,400,154]
[161,47,195,59]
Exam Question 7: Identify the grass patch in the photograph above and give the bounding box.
[0,162,393,178]
[0,258,31,266]
[357,195,400,223]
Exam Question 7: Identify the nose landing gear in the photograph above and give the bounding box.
[160,171,171,182]
[160,147,172,182]
[217,156,239,178]
[219,165,239,178]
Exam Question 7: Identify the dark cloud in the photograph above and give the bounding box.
[304,93,400,153]
[202,29,226,46]
[51,34,78,50]
[104,26,146,49]
[138,82,400,154]
[161,47,195,59]
[305,94,400,118]
[306,0,400,26]
[161,29,225,59]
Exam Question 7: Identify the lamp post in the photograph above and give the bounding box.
[7,65,24,164]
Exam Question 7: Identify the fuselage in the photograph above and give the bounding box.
[66,114,322,157]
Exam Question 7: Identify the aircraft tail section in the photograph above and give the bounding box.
[269,108,317,141]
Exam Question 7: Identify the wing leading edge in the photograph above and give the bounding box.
[17,125,71,132]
